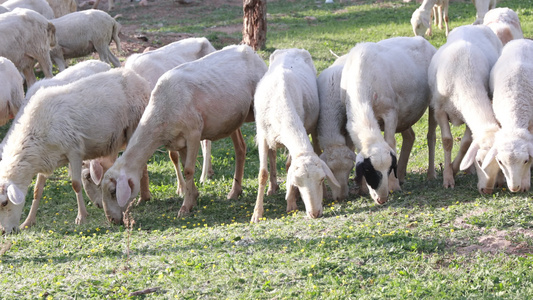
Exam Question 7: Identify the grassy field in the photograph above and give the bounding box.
[2,0,533,298]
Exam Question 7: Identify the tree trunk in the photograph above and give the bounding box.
[242,0,267,50]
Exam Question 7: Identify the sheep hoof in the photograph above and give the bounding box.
[250,212,263,223]
[19,220,35,230]
[226,187,242,200]
[177,206,192,218]
[75,214,88,225]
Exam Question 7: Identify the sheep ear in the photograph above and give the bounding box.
[89,160,104,186]
[319,152,328,164]
[482,147,498,170]
[460,141,479,170]
[389,152,398,178]
[528,143,533,159]
[320,159,340,188]
[116,174,133,208]
[7,183,25,205]
[354,152,365,184]
[285,169,296,201]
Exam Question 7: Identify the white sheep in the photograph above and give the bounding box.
[252,48,339,222]
[0,68,151,233]
[124,37,217,194]
[481,39,533,192]
[483,7,523,46]
[50,9,121,71]
[411,0,449,37]
[0,8,56,87]
[428,25,503,193]
[45,0,76,18]
[1,0,54,19]
[341,36,436,204]
[0,57,24,126]
[100,44,267,224]
[472,0,498,24]
[316,54,356,201]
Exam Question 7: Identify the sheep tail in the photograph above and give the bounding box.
[112,21,122,53]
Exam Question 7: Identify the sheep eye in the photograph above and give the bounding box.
[84,173,92,181]
[525,160,529,165]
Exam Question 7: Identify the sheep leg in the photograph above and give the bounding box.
[435,109,455,188]
[383,112,401,192]
[69,161,89,225]
[94,44,121,68]
[199,140,214,183]
[427,106,438,180]
[443,1,450,36]
[178,139,201,217]
[452,126,473,174]
[139,164,151,203]
[251,138,269,223]
[21,66,37,88]
[169,150,185,196]
[227,128,246,200]
[19,173,47,230]
[437,6,443,29]
[398,127,415,185]
[266,148,278,195]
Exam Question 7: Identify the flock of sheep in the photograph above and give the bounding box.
[0,0,529,235]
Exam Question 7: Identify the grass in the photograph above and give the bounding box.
[2,0,533,298]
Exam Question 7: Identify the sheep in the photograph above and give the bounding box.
[481,39,533,192]
[0,68,151,233]
[316,54,356,201]
[0,8,56,87]
[1,0,54,19]
[251,48,339,222]
[123,37,217,195]
[45,0,76,18]
[428,25,503,194]
[100,44,268,224]
[0,57,24,126]
[0,5,8,13]
[483,7,523,46]
[50,9,121,71]
[472,0,498,25]
[411,0,449,37]
[341,36,436,205]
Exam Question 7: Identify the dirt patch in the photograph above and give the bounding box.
[450,209,533,256]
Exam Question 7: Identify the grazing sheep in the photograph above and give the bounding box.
[411,0,449,37]
[428,25,503,193]
[0,8,56,87]
[341,36,436,204]
[50,9,121,71]
[0,68,151,234]
[252,48,339,222]
[1,0,54,19]
[124,37,217,195]
[101,45,267,224]
[483,7,523,46]
[0,57,24,126]
[482,39,533,192]
[45,0,76,18]
[472,0,498,24]
[316,54,356,201]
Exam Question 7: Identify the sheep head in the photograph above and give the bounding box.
[319,145,356,201]
[0,180,26,234]
[461,136,501,194]
[101,166,141,225]
[81,160,105,209]
[285,154,339,219]
[355,145,397,205]
[482,130,533,192]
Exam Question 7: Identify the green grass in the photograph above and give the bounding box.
[2,0,533,298]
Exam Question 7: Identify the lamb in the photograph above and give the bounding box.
[483,7,523,46]
[1,0,54,19]
[45,0,76,18]
[123,37,217,195]
[341,36,436,204]
[481,39,533,192]
[411,0,449,37]
[316,54,356,201]
[0,57,24,126]
[428,25,503,193]
[0,8,56,87]
[251,49,339,222]
[472,0,498,24]
[100,44,267,224]
[50,9,121,71]
[0,68,151,234]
